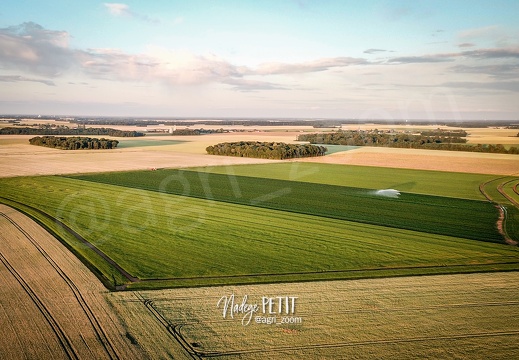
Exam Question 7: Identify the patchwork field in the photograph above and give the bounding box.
[1,123,519,359]
[0,163,517,290]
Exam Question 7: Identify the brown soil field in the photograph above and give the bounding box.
[110,271,519,359]
[0,204,146,359]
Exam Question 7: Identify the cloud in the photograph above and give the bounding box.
[223,78,287,92]
[104,3,130,16]
[387,56,452,64]
[253,57,367,75]
[458,42,476,48]
[450,64,519,79]
[0,74,55,86]
[386,47,519,64]
[81,47,246,85]
[104,3,159,23]
[0,22,74,76]
[458,25,500,40]
[364,48,388,54]
[461,48,519,59]
[442,81,519,93]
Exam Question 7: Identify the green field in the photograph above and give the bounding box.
[0,163,517,289]
[188,162,495,200]
[70,168,501,242]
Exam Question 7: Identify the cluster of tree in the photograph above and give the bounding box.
[298,130,519,154]
[0,126,144,137]
[298,130,468,146]
[171,128,228,135]
[420,129,468,137]
[206,141,327,159]
[29,136,119,150]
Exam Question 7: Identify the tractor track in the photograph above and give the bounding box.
[193,330,519,357]
[0,211,121,360]
[479,176,519,244]
[497,178,519,207]
[0,251,79,360]
[0,196,139,285]
[134,292,202,359]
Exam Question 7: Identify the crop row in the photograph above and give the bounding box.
[72,169,502,242]
[1,176,516,284]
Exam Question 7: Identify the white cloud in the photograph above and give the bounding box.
[0,22,73,76]
[253,57,367,75]
[0,74,55,86]
[104,3,159,23]
[458,25,500,40]
[104,3,131,17]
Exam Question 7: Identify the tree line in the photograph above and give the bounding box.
[206,141,327,159]
[297,130,519,154]
[29,136,119,150]
[0,126,144,137]
[171,128,228,135]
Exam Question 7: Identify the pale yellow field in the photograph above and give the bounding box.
[2,123,519,177]
[0,135,281,177]
[0,205,145,359]
[300,146,519,175]
[465,127,519,145]
[107,272,519,359]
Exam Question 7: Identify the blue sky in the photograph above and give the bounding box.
[1,1,519,119]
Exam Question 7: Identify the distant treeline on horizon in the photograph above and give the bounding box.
[0,126,144,137]
[1,115,518,128]
[298,130,519,155]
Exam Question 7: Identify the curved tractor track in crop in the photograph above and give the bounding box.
[479,175,519,245]
[0,211,121,360]
[0,196,139,287]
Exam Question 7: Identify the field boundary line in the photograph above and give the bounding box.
[139,261,519,282]
[0,198,139,286]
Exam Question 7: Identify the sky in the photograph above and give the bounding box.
[1,1,519,120]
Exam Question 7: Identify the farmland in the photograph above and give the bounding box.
[0,162,517,289]
[71,167,501,242]
[112,271,519,359]
[1,123,519,359]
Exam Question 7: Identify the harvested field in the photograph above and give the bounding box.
[299,146,519,175]
[0,135,278,178]
[110,271,519,359]
[3,126,518,177]
[0,204,144,359]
